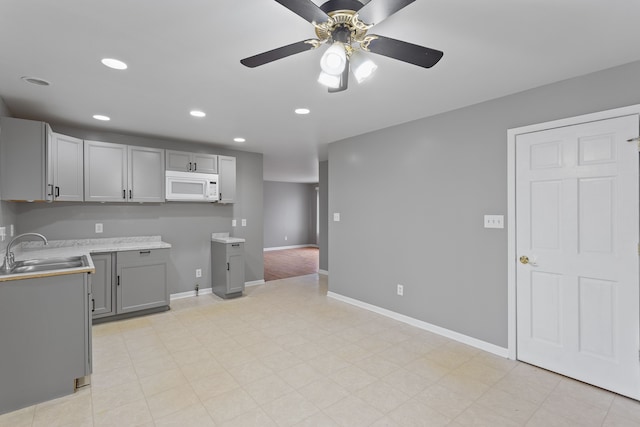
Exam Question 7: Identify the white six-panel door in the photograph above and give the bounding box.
[515,114,640,399]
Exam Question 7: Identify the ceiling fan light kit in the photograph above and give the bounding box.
[240,0,443,93]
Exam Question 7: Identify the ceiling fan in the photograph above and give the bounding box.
[240,0,443,93]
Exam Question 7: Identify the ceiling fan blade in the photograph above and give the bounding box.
[275,0,330,24]
[364,35,443,68]
[241,40,320,68]
[328,58,349,93]
[356,0,416,25]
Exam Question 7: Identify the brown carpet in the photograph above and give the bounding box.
[264,247,319,282]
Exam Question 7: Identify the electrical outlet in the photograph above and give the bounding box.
[195,268,202,278]
[232,219,237,227]
[241,219,247,227]
[397,284,404,296]
[333,213,340,222]
[95,223,103,233]
[284,235,288,241]
[484,215,504,229]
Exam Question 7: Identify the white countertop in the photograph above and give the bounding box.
[210,232,245,244]
[0,236,171,282]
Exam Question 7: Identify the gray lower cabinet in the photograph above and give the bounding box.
[91,253,114,318]
[117,249,169,314]
[91,249,169,320]
[0,273,91,415]
[211,241,245,298]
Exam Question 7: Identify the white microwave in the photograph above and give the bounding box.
[165,170,219,202]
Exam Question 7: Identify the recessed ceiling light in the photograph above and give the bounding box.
[295,108,310,115]
[101,58,128,70]
[93,114,111,121]
[21,76,50,86]
[233,137,246,143]
[190,110,206,118]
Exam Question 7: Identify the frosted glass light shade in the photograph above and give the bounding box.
[320,43,347,75]
[351,53,377,83]
[317,71,341,88]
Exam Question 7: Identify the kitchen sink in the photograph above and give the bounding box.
[2,256,88,275]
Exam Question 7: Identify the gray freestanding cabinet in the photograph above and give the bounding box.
[0,273,92,415]
[211,238,245,298]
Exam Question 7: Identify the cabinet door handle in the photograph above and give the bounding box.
[188,162,192,171]
[117,275,120,286]
[139,250,151,255]
[193,162,197,171]
[92,298,95,312]
[129,189,132,199]
[227,262,230,271]
[55,186,60,198]
[122,190,126,199]
[47,183,54,197]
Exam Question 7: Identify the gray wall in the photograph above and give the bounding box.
[12,124,264,294]
[0,97,16,254]
[319,161,328,272]
[328,60,640,349]
[263,181,317,249]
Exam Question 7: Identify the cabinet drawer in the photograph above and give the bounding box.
[227,242,244,255]
[117,248,168,264]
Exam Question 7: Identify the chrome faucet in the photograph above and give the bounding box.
[1,232,48,273]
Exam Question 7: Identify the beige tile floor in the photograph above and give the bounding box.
[2,273,640,426]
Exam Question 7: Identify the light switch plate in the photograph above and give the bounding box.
[9,224,14,237]
[333,213,340,222]
[484,215,504,229]
[232,219,237,227]
[241,219,247,227]
[0,227,5,242]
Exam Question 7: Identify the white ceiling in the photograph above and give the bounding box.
[1,0,639,183]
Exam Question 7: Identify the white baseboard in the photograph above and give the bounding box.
[318,269,329,276]
[246,279,265,287]
[264,244,318,251]
[171,280,265,299]
[170,287,213,300]
[326,291,509,358]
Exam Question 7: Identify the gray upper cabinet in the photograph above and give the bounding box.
[218,155,236,204]
[84,141,127,202]
[0,117,83,202]
[51,133,84,201]
[166,150,217,174]
[128,146,165,202]
[84,140,165,202]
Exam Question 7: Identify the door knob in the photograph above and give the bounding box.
[519,255,529,264]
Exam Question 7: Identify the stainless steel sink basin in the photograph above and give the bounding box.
[3,256,88,275]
